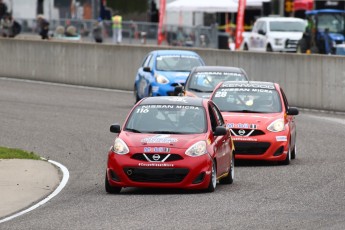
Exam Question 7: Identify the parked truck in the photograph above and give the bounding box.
[296,9,345,55]
[240,16,306,52]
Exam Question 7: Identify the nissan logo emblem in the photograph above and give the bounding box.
[238,129,246,136]
[152,154,160,161]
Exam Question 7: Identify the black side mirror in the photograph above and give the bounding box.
[143,66,151,72]
[214,126,227,136]
[174,85,184,96]
[287,107,299,116]
[258,29,266,35]
[110,123,121,133]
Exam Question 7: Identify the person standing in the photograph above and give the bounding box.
[92,18,103,43]
[112,14,122,44]
[0,0,7,20]
[37,15,50,40]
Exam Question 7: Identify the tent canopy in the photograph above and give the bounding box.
[166,0,238,13]
[166,0,271,13]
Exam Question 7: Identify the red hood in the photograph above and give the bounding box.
[221,112,284,130]
[119,132,206,149]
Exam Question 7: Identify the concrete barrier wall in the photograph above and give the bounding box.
[1,38,345,112]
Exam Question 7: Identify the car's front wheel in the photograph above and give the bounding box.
[205,160,217,192]
[291,144,297,160]
[219,153,234,184]
[105,172,122,194]
[134,85,140,103]
[280,146,291,165]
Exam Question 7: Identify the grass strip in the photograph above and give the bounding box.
[0,146,41,160]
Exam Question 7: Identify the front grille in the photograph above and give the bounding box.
[234,141,270,155]
[231,129,265,136]
[124,168,189,183]
[131,153,183,162]
[285,39,298,49]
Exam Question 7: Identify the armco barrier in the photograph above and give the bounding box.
[0,38,344,112]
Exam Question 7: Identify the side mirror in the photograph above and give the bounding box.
[258,29,266,35]
[110,123,121,133]
[287,107,299,116]
[174,85,184,96]
[214,126,227,136]
[143,66,151,72]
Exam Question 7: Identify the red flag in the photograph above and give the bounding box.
[157,0,166,45]
[235,0,246,50]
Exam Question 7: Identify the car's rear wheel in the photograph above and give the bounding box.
[219,153,234,185]
[291,144,297,160]
[280,146,291,165]
[134,85,140,103]
[148,87,153,97]
[266,44,273,52]
[105,172,122,194]
[205,160,217,192]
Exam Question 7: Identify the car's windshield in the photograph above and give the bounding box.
[187,71,248,92]
[156,55,203,71]
[317,13,345,33]
[125,104,206,134]
[212,87,282,113]
[270,21,306,32]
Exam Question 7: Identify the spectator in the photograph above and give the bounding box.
[37,14,50,40]
[92,18,103,43]
[0,12,13,37]
[112,14,122,44]
[0,0,7,20]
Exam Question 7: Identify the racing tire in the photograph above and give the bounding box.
[205,160,217,192]
[219,153,234,185]
[296,38,308,53]
[291,144,297,160]
[105,173,122,194]
[280,146,291,166]
[266,44,273,52]
[243,43,249,51]
[148,87,153,97]
[134,85,140,103]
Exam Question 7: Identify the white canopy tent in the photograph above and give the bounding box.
[166,0,239,13]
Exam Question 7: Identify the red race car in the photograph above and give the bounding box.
[105,96,234,193]
[211,81,299,165]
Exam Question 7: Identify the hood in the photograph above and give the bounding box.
[221,112,283,130]
[156,70,190,85]
[119,132,205,149]
[269,32,303,40]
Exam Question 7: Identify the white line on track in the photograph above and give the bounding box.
[0,160,70,223]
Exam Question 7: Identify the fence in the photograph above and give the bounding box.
[13,18,220,48]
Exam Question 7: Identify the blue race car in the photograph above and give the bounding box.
[134,50,205,102]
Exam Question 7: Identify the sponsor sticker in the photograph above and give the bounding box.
[276,136,287,142]
[138,162,174,167]
[143,147,170,153]
[141,134,178,144]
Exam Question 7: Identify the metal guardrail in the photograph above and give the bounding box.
[13,18,219,48]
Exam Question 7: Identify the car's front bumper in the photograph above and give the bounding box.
[106,149,213,190]
[233,132,290,162]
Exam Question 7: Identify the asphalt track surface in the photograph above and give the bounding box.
[1,78,345,230]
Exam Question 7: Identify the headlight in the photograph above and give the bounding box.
[274,38,283,46]
[113,138,129,155]
[267,119,285,132]
[155,74,169,84]
[185,141,207,157]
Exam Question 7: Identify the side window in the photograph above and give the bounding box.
[261,21,267,33]
[208,105,218,131]
[211,103,225,126]
[142,54,152,67]
[148,54,155,69]
[280,88,289,110]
